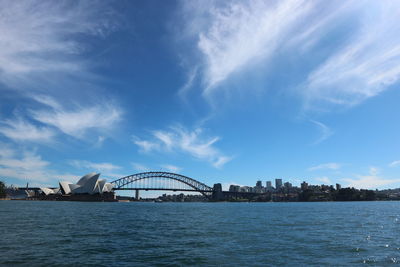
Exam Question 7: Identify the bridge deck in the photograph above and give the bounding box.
[114,188,213,192]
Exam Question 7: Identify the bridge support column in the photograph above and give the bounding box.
[135,189,140,200]
[212,183,224,201]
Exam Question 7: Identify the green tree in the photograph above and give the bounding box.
[0,181,6,198]
[299,189,314,201]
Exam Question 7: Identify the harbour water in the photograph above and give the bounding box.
[1,201,400,266]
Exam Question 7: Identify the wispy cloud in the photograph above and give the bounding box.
[304,1,400,109]
[131,163,150,172]
[178,67,198,100]
[389,160,400,167]
[308,162,341,171]
[69,160,121,172]
[0,116,55,142]
[160,164,182,173]
[191,0,312,92]
[342,167,400,190]
[30,96,122,139]
[315,176,332,185]
[94,136,106,148]
[69,159,124,179]
[0,2,123,144]
[133,125,232,168]
[0,143,76,185]
[310,120,333,144]
[0,0,117,90]
[179,1,400,109]
[132,138,160,153]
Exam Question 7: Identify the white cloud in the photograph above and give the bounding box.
[0,96,122,143]
[193,0,312,92]
[132,138,160,153]
[343,176,400,190]
[0,144,76,185]
[342,167,400,189]
[153,131,174,150]
[213,156,233,169]
[180,1,400,109]
[369,166,379,176]
[304,1,400,108]
[69,160,121,172]
[308,162,341,171]
[310,120,333,144]
[0,116,54,142]
[131,163,150,172]
[133,125,232,168]
[0,0,117,89]
[315,176,332,185]
[0,1,122,143]
[30,96,122,139]
[389,160,400,167]
[0,1,123,146]
[68,159,124,180]
[160,164,182,173]
[95,136,106,148]
[178,67,198,100]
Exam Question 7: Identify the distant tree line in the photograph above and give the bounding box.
[299,187,376,201]
[0,181,6,198]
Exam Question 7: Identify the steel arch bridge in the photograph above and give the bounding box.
[110,172,213,197]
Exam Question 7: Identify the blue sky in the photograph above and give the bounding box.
[1,0,400,191]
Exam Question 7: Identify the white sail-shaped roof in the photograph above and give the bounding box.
[94,179,107,194]
[52,188,60,194]
[76,172,98,186]
[57,172,113,195]
[103,183,113,192]
[69,184,81,192]
[72,173,100,194]
[40,187,58,195]
[59,181,72,194]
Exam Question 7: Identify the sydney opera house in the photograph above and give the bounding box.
[39,172,115,201]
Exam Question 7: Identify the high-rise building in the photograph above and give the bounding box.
[275,178,282,189]
[336,183,341,190]
[284,182,292,189]
[229,185,240,192]
[266,181,272,188]
[301,181,308,191]
[256,180,262,187]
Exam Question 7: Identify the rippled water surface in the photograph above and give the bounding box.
[1,201,400,266]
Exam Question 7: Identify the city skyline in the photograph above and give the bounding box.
[1,1,400,191]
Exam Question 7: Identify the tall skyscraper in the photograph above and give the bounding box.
[275,178,282,189]
[266,181,272,188]
[256,180,262,187]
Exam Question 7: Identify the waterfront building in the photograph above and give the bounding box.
[229,185,240,192]
[301,181,308,191]
[275,179,282,189]
[40,188,60,195]
[254,180,264,193]
[336,183,341,190]
[58,172,113,195]
[321,185,331,192]
[239,186,251,192]
[284,182,292,189]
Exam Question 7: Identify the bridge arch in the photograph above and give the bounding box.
[110,172,213,197]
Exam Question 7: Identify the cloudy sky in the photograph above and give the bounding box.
[1,0,400,191]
